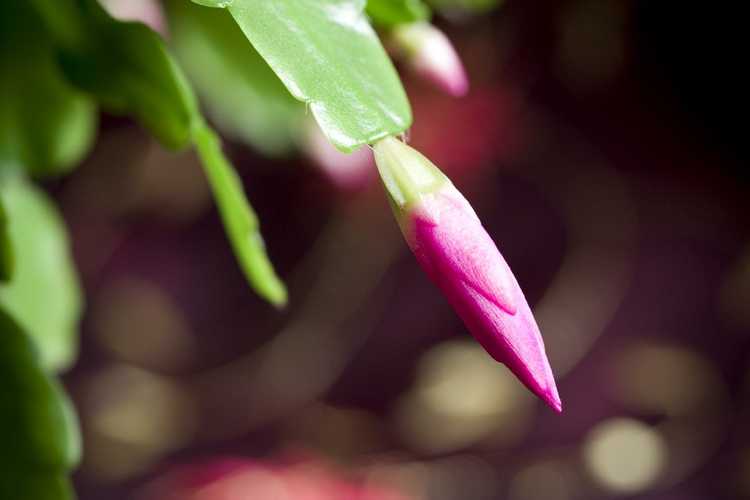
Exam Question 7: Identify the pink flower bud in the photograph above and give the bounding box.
[392,23,469,97]
[373,137,561,412]
[303,119,375,191]
[99,0,168,36]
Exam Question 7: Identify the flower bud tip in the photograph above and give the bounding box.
[545,385,563,413]
[393,23,470,97]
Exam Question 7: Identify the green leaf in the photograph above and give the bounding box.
[0,1,97,178]
[0,308,80,500]
[31,0,286,306]
[0,198,12,282]
[27,0,89,50]
[426,0,501,14]
[190,0,234,7]
[0,178,83,373]
[202,0,412,152]
[193,123,287,307]
[35,0,198,150]
[366,0,431,27]
[0,472,75,500]
[166,0,303,156]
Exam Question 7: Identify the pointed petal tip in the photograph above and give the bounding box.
[516,362,562,413]
[500,346,562,414]
[509,362,563,413]
[549,395,563,414]
[541,384,563,413]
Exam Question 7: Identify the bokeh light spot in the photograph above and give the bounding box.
[610,342,724,416]
[394,340,534,453]
[80,364,196,481]
[92,278,196,373]
[583,418,667,494]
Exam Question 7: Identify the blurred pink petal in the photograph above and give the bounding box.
[99,0,168,36]
[408,86,526,180]
[392,23,469,97]
[139,457,414,500]
[373,137,561,412]
[193,467,289,500]
[303,120,376,191]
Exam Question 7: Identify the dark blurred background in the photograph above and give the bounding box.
[58,1,749,498]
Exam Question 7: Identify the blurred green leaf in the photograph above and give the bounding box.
[366,0,431,27]
[201,0,412,152]
[166,0,302,156]
[0,199,12,282]
[0,178,83,373]
[0,472,75,500]
[0,308,80,500]
[28,0,89,49]
[34,0,198,150]
[0,1,97,178]
[193,123,288,307]
[426,0,500,15]
[31,0,286,306]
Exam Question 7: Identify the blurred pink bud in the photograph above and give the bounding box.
[408,86,526,181]
[99,0,168,36]
[373,137,561,412]
[303,120,375,191]
[138,457,414,500]
[392,23,469,97]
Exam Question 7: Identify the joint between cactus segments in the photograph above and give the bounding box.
[372,136,450,212]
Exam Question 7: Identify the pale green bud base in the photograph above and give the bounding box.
[372,137,450,218]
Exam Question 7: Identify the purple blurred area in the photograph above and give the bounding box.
[57,1,749,499]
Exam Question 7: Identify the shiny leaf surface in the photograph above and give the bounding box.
[206,0,412,151]
[167,0,302,156]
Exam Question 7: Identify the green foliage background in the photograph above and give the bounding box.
[0,0,490,497]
